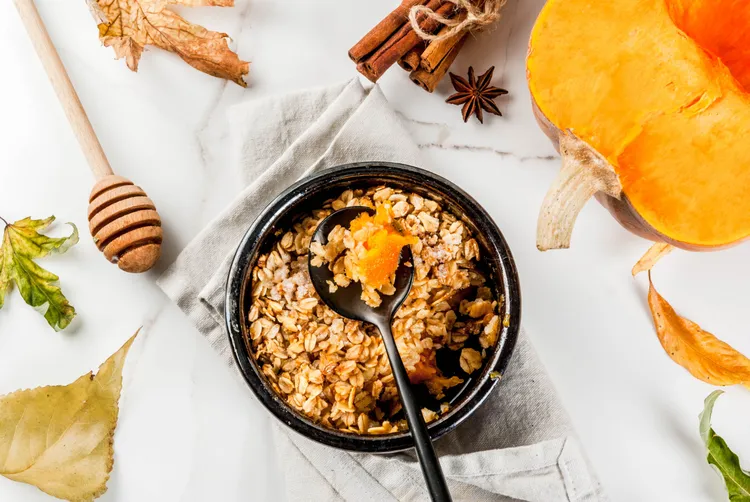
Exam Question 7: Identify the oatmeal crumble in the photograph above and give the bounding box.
[247,186,502,434]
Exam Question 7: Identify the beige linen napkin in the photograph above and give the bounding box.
[158,78,607,502]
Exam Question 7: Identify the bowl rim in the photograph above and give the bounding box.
[224,162,521,452]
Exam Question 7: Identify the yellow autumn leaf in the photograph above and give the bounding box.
[0,332,138,501]
[89,0,249,86]
[0,216,78,331]
[632,242,673,276]
[648,274,750,386]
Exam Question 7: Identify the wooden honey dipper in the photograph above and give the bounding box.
[14,0,162,273]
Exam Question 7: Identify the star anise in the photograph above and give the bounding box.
[446,66,508,124]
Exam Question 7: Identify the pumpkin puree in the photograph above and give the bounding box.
[350,205,418,290]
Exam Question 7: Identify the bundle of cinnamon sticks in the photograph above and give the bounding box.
[349,0,471,92]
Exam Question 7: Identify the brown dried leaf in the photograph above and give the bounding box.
[632,243,673,276]
[91,0,249,86]
[648,274,750,386]
[0,332,138,501]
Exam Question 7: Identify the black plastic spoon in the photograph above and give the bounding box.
[308,206,452,502]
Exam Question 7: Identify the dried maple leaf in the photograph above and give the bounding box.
[0,331,138,501]
[648,273,750,385]
[89,0,250,86]
[632,242,673,276]
[0,216,78,331]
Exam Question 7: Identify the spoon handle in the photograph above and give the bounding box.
[13,0,114,180]
[374,319,452,502]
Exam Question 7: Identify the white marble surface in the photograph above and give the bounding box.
[1,0,749,500]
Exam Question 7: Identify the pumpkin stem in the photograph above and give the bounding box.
[537,131,623,251]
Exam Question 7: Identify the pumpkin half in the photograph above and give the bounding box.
[527,0,750,251]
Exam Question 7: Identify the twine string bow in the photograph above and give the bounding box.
[409,0,507,41]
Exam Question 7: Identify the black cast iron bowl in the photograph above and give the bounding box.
[225,162,521,453]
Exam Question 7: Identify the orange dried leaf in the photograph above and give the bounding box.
[648,274,750,386]
[90,0,249,86]
[632,243,673,276]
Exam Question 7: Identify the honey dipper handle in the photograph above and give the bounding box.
[14,0,114,180]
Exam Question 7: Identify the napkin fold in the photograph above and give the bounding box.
[158,78,607,502]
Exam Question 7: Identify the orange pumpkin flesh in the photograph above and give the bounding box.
[350,205,418,290]
[528,0,750,249]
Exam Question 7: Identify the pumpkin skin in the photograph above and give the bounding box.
[527,0,750,251]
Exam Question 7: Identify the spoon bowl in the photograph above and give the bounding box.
[308,206,414,322]
[308,206,452,502]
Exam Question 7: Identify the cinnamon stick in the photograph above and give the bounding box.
[398,41,427,72]
[358,0,457,83]
[410,33,468,92]
[420,12,469,72]
[348,0,427,63]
